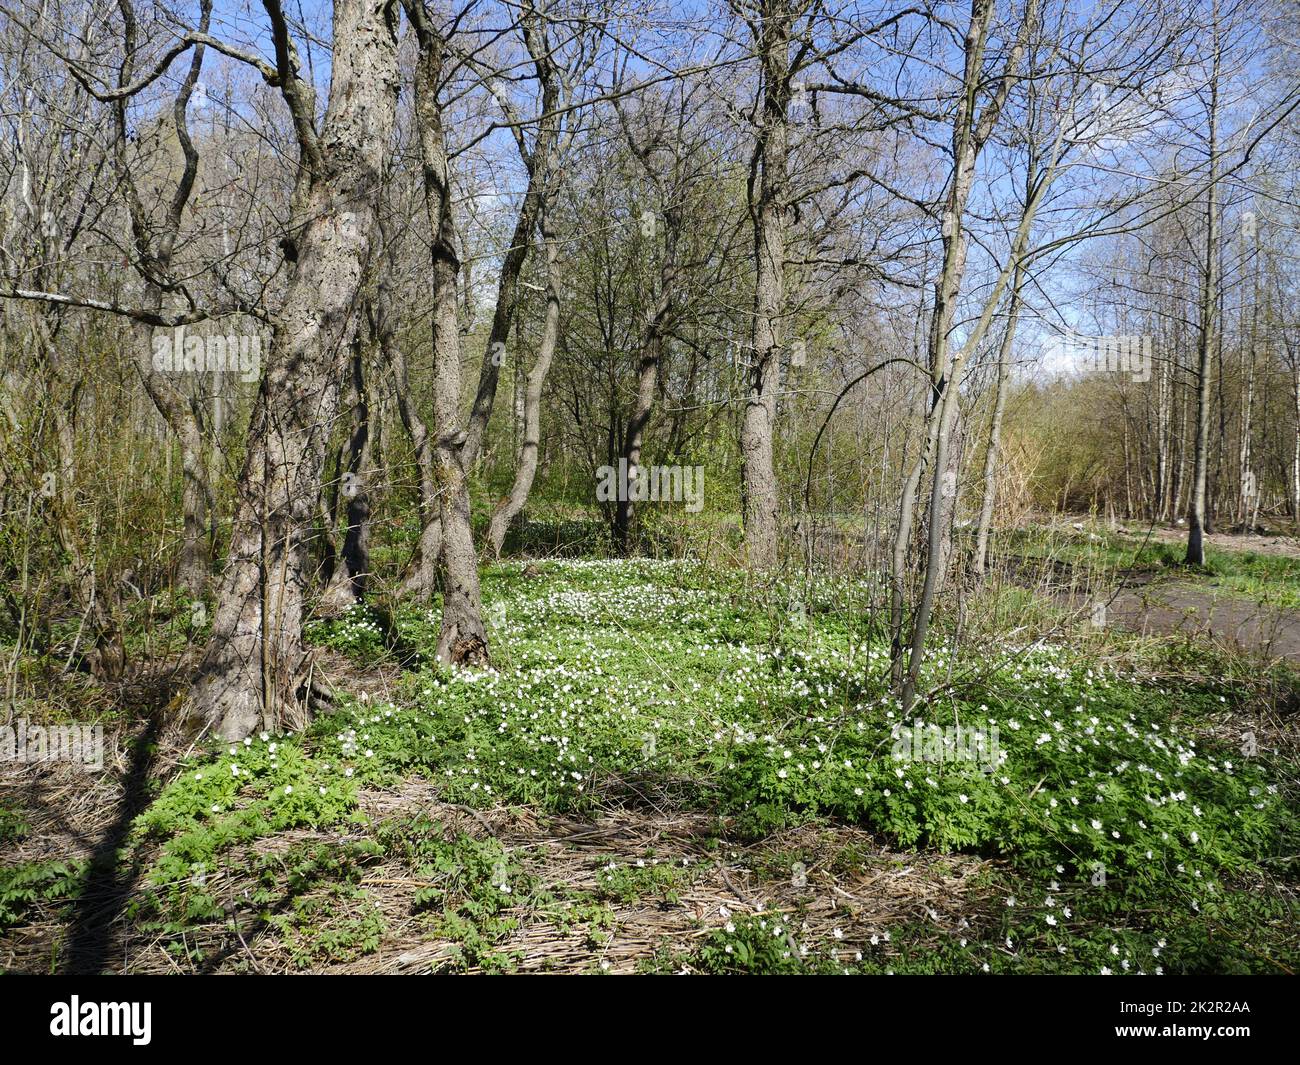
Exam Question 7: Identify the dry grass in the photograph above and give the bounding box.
[334,781,997,974]
[1,761,1001,974]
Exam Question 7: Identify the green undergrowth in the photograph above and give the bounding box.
[12,557,1292,972]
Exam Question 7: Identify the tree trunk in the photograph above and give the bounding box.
[318,331,373,613]
[487,190,562,558]
[973,261,1025,578]
[614,332,663,550]
[135,317,214,595]
[406,3,564,560]
[115,10,215,596]
[406,1,489,668]
[21,299,126,680]
[1292,360,1300,525]
[459,113,558,470]
[612,206,679,548]
[1186,29,1220,566]
[1155,327,1171,521]
[891,2,987,691]
[183,0,400,738]
[390,317,443,600]
[740,0,791,570]
[1237,250,1257,528]
[895,0,1038,709]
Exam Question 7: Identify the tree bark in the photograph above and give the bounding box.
[972,262,1024,579]
[183,0,401,738]
[486,187,562,558]
[740,0,791,569]
[1187,21,1220,566]
[405,0,489,668]
[318,329,374,613]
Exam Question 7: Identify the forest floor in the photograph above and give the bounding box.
[2,536,1298,974]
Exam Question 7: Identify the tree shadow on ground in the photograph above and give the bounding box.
[60,710,161,974]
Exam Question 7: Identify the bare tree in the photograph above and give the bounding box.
[893,0,1038,705]
[184,0,402,737]
[403,0,490,667]
[110,0,219,595]
[1186,6,1222,566]
[735,0,797,568]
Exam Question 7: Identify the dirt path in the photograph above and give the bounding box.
[1102,581,1300,664]
[1037,518,1300,663]
[1117,522,1300,560]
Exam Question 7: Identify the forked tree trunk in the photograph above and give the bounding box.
[116,6,215,595]
[405,0,489,667]
[405,2,564,567]
[183,0,400,738]
[487,187,562,558]
[891,31,984,688]
[895,0,1038,709]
